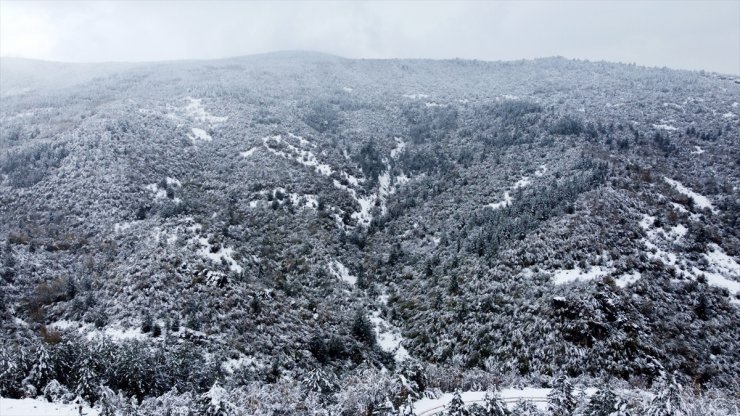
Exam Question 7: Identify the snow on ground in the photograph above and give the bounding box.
[184,97,228,124]
[721,112,736,119]
[0,398,98,416]
[691,146,705,155]
[369,311,410,362]
[48,320,148,342]
[329,260,356,285]
[342,86,353,92]
[188,127,212,142]
[486,175,531,210]
[535,165,547,177]
[664,177,716,213]
[221,354,264,375]
[114,222,132,233]
[513,176,531,188]
[550,265,613,285]
[263,135,333,176]
[260,134,409,228]
[196,236,243,273]
[640,215,739,304]
[240,147,258,158]
[695,244,740,303]
[391,137,406,159]
[615,271,642,288]
[487,191,512,210]
[653,123,677,131]
[166,177,181,187]
[288,132,315,148]
[144,183,167,200]
[403,93,430,99]
[409,387,599,415]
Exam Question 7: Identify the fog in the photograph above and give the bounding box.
[1,0,738,74]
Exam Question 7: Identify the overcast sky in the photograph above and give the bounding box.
[1,0,738,74]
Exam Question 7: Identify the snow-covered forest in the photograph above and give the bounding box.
[1,52,739,415]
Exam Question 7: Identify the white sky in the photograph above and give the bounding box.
[1,0,738,74]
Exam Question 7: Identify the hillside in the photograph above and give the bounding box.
[1,52,739,415]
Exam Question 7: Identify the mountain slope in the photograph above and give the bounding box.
[1,52,738,414]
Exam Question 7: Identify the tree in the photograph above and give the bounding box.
[25,345,54,390]
[583,386,619,416]
[547,375,577,416]
[482,390,509,416]
[446,390,469,416]
[352,309,376,346]
[200,382,233,416]
[644,375,688,416]
[76,358,98,404]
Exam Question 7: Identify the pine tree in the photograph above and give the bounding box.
[76,358,98,404]
[510,400,542,416]
[644,375,688,416]
[351,309,376,346]
[583,386,618,416]
[25,346,54,390]
[446,390,469,416]
[201,382,233,416]
[547,375,577,416]
[483,390,509,416]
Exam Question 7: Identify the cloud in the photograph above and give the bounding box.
[0,0,737,74]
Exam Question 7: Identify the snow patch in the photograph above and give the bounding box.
[0,398,98,416]
[691,146,705,155]
[550,265,613,285]
[486,191,512,210]
[188,127,212,142]
[196,236,243,273]
[391,137,406,159]
[403,93,430,99]
[664,177,716,213]
[653,123,677,131]
[410,387,599,415]
[513,176,531,189]
[369,311,410,362]
[615,271,642,288]
[329,260,357,286]
[240,147,258,158]
[185,97,228,124]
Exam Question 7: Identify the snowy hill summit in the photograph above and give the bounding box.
[1,52,739,415]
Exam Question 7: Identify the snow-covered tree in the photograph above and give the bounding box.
[446,390,469,416]
[482,390,509,416]
[547,375,577,416]
[200,382,233,416]
[76,358,99,404]
[24,345,54,390]
[644,375,688,416]
[583,386,619,416]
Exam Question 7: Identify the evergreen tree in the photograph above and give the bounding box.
[583,386,618,416]
[351,309,376,346]
[547,375,577,416]
[483,390,509,416]
[25,346,54,390]
[200,382,232,416]
[644,375,688,416]
[446,390,469,416]
[510,400,542,416]
[76,358,98,404]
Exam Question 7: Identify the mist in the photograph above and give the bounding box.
[1,0,738,74]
